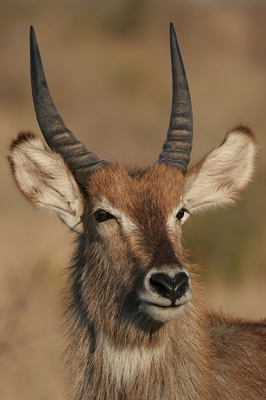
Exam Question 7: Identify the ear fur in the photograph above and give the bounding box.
[183,125,258,214]
[8,132,84,233]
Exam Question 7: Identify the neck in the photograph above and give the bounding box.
[63,291,213,400]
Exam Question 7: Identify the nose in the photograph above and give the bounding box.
[150,272,190,304]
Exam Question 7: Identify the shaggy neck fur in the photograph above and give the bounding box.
[63,246,213,400]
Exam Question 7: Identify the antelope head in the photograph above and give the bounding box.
[9,25,257,329]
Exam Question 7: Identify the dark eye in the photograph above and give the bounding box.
[176,207,187,222]
[94,209,114,223]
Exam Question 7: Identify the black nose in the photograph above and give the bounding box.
[150,272,190,303]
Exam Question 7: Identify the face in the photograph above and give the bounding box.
[82,163,192,326]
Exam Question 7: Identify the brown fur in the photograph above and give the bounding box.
[59,163,265,399]
[62,164,210,399]
[8,24,264,397]
[8,122,264,399]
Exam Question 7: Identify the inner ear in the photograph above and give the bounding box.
[9,132,84,233]
[182,126,258,213]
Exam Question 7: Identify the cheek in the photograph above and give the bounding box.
[110,237,130,273]
[125,231,153,273]
[97,223,132,273]
[166,226,183,256]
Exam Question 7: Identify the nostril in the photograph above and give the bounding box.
[174,272,190,299]
[150,272,190,302]
[150,273,174,298]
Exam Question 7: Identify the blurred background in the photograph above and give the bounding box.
[1,0,266,398]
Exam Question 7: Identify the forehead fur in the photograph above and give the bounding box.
[87,163,184,221]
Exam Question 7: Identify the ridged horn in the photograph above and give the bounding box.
[156,23,193,174]
[30,26,108,186]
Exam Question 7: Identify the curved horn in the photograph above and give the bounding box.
[30,26,108,186]
[156,23,193,174]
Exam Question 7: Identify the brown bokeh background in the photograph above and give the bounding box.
[1,1,266,398]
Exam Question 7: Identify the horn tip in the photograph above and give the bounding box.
[170,22,176,35]
[29,26,38,52]
[30,25,35,38]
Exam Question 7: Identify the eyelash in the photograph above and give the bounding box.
[176,207,189,222]
[94,207,189,224]
[94,209,115,223]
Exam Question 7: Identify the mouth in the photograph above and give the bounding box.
[141,300,184,308]
[139,293,192,323]
[138,266,193,322]
[139,289,192,308]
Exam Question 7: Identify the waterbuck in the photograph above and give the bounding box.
[8,24,266,399]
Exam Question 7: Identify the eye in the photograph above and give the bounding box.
[94,209,115,223]
[176,207,188,222]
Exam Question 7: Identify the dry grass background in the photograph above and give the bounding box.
[1,0,266,398]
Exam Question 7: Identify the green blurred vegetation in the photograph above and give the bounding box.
[1,0,266,300]
[1,0,266,398]
[185,170,266,283]
[1,0,266,301]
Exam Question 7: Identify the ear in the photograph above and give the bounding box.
[8,132,84,233]
[182,126,258,214]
